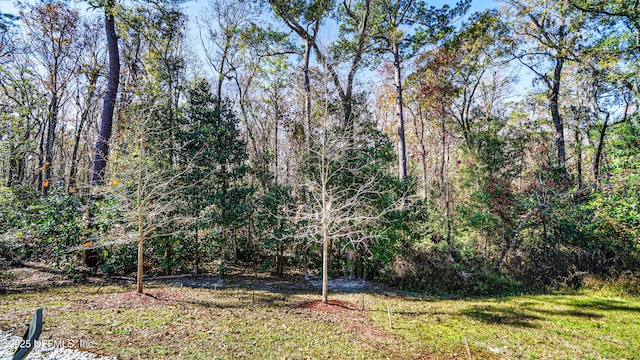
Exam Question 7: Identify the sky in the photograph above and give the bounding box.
[2,0,503,45]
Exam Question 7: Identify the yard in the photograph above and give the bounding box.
[1,266,639,359]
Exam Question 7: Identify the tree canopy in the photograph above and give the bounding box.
[0,0,638,298]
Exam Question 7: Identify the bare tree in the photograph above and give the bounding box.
[90,105,206,293]
[69,17,105,191]
[20,2,80,195]
[269,0,374,130]
[198,0,256,104]
[291,83,404,303]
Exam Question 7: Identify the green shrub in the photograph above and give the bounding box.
[100,243,138,275]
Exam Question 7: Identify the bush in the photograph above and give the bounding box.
[27,190,85,266]
[385,244,523,296]
[100,243,138,275]
[1,188,85,268]
[0,186,38,233]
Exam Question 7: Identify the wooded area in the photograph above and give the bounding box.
[1,0,638,298]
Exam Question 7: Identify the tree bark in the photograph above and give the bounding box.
[137,207,144,293]
[550,57,566,171]
[91,5,120,186]
[136,127,144,294]
[393,43,407,181]
[87,3,119,268]
[593,116,609,184]
[216,30,231,108]
[575,125,583,188]
[37,122,45,193]
[322,225,329,303]
[343,0,371,131]
[43,93,58,196]
[321,125,329,303]
[274,97,279,183]
[412,104,428,200]
[303,38,312,144]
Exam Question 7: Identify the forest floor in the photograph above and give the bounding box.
[1,265,639,359]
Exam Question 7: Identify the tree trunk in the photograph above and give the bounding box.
[393,43,407,181]
[36,123,45,194]
[321,145,329,303]
[549,57,566,171]
[6,154,15,187]
[575,125,582,188]
[274,98,279,183]
[303,39,312,144]
[303,243,309,280]
[343,0,371,132]
[6,144,24,187]
[136,133,144,294]
[277,242,284,276]
[216,31,231,108]
[413,104,428,200]
[87,3,120,268]
[43,93,58,196]
[441,114,453,262]
[193,228,199,275]
[137,217,144,293]
[322,228,329,303]
[593,116,609,184]
[362,253,367,282]
[495,205,542,273]
[91,5,120,186]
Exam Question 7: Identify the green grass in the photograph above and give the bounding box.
[358,291,640,359]
[1,279,639,359]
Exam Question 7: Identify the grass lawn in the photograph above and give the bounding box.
[1,273,639,359]
[361,290,640,359]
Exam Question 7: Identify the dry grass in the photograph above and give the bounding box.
[1,272,399,359]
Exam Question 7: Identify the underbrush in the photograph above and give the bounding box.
[383,243,640,298]
[554,272,640,297]
[384,245,524,296]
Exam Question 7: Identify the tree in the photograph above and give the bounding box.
[107,103,197,293]
[20,2,80,195]
[569,0,640,35]
[270,0,373,130]
[446,9,515,148]
[506,0,586,174]
[411,47,461,262]
[0,62,46,188]
[199,0,256,104]
[69,18,105,191]
[370,0,470,180]
[179,78,250,275]
[257,183,295,276]
[91,0,120,186]
[568,0,639,184]
[0,3,17,62]
[293,83,403,303]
